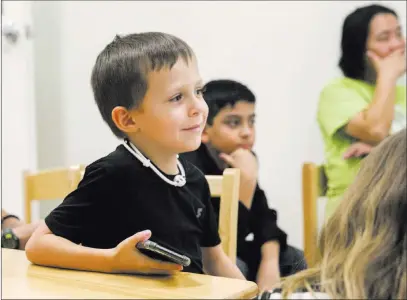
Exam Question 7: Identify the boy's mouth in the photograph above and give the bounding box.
[239,144,253,150]
[182,124,202,132]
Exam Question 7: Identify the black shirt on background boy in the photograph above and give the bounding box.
[45,144,221,274]
[182,143,306,281]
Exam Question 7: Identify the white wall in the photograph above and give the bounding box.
[32,0,406,248]
[1,2,37,218]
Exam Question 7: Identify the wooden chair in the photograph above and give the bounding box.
[302,163,327,267]
[24,165,85,223]
[205,168,240,263]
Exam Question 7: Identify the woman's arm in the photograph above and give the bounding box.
[345,49,406,143]
[345,74,397,143]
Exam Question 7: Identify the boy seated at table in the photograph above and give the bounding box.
[181,79,307,291]
[26,32,245,280]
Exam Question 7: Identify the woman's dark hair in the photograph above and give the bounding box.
[338,4,398,80]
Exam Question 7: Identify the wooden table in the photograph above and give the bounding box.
[2,249,258,299]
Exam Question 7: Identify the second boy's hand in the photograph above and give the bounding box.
[219,148,258,209]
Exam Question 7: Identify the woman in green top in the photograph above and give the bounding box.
[317,4,406,218]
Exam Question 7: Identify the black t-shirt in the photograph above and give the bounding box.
[45,144,221,274]
[181,144,288,279]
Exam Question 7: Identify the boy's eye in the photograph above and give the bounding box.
[170,94,183,102]
[225,119,241,128]
[196,87,206,96]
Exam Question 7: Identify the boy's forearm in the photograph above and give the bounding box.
[26,234,114,273]
[205,255,246,280]
[261,240,280,262]
[256,241,281,292]
[239,177,257,209]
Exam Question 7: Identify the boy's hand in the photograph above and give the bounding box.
[257,241,280,293]
[219,148,258,179]
[219,149,258,209]
[256,259,281,294]
[110,230,183,275]
[343,142,373,159]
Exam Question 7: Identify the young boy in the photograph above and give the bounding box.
[26,33,244,280]
[181,79,307,291]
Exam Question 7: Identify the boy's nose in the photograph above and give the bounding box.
[240,127,252,137]
[190,96,208,117]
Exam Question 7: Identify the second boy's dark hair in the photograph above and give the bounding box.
[339,4,398,80]
[91,32,194,138]
[203,79,256,125]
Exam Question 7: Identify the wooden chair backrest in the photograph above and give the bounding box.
[302,162,327,266]
[205,168,240,263]
[24,165,84,223]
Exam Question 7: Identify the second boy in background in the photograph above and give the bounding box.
[182,79,307,291]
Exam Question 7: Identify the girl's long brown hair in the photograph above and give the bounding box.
[281,129,406,299]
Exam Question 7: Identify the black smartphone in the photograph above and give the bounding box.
[136,240,191,267]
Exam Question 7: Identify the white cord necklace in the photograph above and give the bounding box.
[122,140,186,187]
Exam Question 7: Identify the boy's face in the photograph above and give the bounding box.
[202,101,256,154]
[126,57,208,154]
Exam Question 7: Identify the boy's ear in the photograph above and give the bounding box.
[111,106,139,134]
[201,125,211,144]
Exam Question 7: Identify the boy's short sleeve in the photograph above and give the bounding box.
[318,83,368,138]
[200,179,221,247]
[44,163,119,244]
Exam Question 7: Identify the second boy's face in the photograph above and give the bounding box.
[203,101,256,154]
[131,56,208,154]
